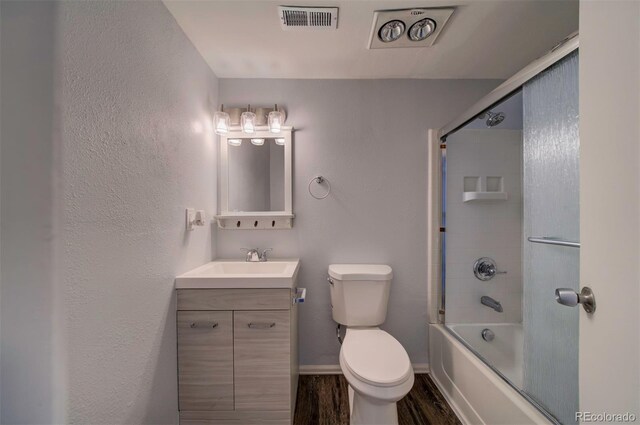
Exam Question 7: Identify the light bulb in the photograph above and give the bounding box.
[268,110,284,133]
[228,138,242,146]
[213,111,230,135]
[408,18,436,41]
[251,138,265,146]
[241,111,256,134]
[378,20,405,43]
[275,138,285,146]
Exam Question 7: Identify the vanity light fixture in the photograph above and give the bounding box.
[241,105,256,134]
[251,138,265,146]
[228,138,242,147]
[275,138,285,146]
[217,104,288,137]
[213,105,230,135]
[268,105,285,133]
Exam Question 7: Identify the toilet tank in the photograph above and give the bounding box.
[328,264,393,326]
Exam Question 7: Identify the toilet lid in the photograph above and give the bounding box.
[328,264,393,281]
[341,329,412,387]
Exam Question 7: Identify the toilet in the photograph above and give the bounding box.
[328,264,414,425]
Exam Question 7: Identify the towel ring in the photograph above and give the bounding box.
[308,176,331,200]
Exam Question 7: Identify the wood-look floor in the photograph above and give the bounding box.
[293,374,461,425]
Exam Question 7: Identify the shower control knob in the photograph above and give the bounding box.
[555,287,596,314]
[473,257,506,281]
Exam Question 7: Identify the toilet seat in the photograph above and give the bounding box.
[341,329,412,387]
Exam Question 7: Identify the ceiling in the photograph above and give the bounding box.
[163,0,578,79]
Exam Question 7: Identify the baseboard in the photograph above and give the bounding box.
[412,363,430,374]
[300,363,430,375]
[299,364,342,375]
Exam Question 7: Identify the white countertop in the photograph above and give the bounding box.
[175,259,300,289]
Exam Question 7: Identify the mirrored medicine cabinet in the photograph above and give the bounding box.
[216,128,293,229]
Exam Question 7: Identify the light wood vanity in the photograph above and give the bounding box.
[175,260,301,425]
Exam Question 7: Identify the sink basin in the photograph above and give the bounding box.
[175,259,300,289]
[208,261,291,275]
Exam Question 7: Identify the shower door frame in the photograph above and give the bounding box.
[427,32,579,424]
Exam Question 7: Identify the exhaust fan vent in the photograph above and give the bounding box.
[278,6,338,30]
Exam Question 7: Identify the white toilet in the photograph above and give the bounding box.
[328,264,414,425]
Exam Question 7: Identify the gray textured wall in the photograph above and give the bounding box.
[60,2,218,423]
[2,1,219,423]
[217,78,500,366]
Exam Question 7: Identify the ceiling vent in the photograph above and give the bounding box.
[278,6,338,30]
[368,8,454,49]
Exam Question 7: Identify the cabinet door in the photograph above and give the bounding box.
[234,310,290,411]
[178,311,233,411]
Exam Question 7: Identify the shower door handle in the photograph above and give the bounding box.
[555,287,596,314]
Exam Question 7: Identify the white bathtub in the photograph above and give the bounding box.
[448,323,523,388]
[429,324,551,424]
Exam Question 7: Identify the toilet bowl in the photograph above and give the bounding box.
[328,264,414,425]
[340,328,414,425]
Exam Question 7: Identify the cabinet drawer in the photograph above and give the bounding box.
[178,311,233,411]
[177,289,291,311]
[234,310,291,411]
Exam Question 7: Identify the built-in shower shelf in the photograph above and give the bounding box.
[463,192,508,203]
[463,176,507,203]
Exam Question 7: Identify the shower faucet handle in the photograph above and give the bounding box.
[473,257,506,281]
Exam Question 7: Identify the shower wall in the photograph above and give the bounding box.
[523,51,579,425]
[445,129,522,324]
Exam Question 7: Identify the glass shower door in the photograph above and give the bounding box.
[442,50,580,424]
[522,51,580,425]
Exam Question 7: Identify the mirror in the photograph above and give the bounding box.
[228,138,284,212]
[218,128,293,229]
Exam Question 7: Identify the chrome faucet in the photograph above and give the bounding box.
[481,296,503,313]
[241,248,272,262]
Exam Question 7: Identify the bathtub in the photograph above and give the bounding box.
[448,323,523,388]
[429,324,551,424]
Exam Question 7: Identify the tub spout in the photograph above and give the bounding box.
[481,296,503,312]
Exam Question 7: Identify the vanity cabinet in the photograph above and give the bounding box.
[177,311,234,411]
[177,288,298,425]
[234,310,291,411]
